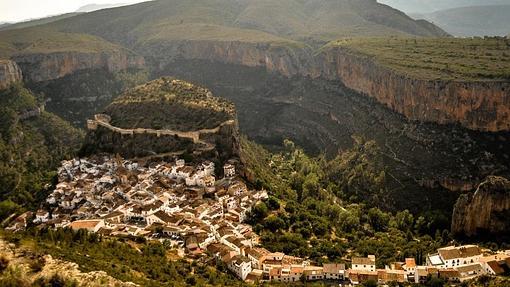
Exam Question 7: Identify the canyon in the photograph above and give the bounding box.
[142,40,510,132]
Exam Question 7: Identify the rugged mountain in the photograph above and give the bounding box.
[47,0,447,45]
[82,78,240,161]
[0,0,448,129]
[412,5,510,37]
[3,0,509,211]
[451,176,510,238]
[378,0,510,14]
[0,60,22,89]
[0,82,83,207]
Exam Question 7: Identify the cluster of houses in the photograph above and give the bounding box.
[6,154,510,285]
[342,245,510,285]
[202,243,510,284]
[24,155,267,253]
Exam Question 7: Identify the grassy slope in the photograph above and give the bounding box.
[327,37,510,81]
[44,0,446,46]
[0,27,130,58]
[0,13,82,32]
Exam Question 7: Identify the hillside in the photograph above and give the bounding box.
[412,5,510,37]
[0,27,132,58]
[106,78,235,131]
[44,0,447,47]
[0,83,83,213]
[83,78,239,159]
[326,37,510,81]
[0,13,81,32]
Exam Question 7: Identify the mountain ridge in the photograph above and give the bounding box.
[411,5,510,37]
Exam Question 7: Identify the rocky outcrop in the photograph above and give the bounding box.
[0,59,22,89]
[82,78,240,161]
[13,51,145,83]
[451,176,510,237]
[317,48,510,132]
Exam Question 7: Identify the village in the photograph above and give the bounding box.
[6,155,510,285]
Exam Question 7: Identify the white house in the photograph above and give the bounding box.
[428,245,482,269]
[224,164,235,178]
[352,255,376,272]
[323,263,345,280]
[34,210,50,223]
[69,219,105,233]
[227,255,252,280]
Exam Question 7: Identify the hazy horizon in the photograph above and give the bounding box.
[0,0,150,23]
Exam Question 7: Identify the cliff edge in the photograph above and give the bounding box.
[0,60,22,89]
[451,176,510,237]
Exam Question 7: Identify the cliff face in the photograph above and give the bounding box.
[150,40,509,132]
[146,40,316,78]
[317,48,510,132]
[13,51,145,83]
[451,176,510,237]
[0,59,22,89]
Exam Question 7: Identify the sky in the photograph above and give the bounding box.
[0,0,149,23]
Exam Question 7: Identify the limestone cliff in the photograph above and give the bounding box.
[451,176,510,237]
[316,48,510,132]
[0,60,22,89]
[147,40,316,78]
[151,39,509,132]
[13,51,145,83]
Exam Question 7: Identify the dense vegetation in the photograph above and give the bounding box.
[2,229,243,287]
[106,78,235,131]
[328,37,510,80]
[0,84,83,219]
[30,68,148,127]
[241,137,497,267]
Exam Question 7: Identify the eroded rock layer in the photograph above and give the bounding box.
[317,48,510,132]
[451,176,510,237]
[13,51,145,83]
[0,59,22,89]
